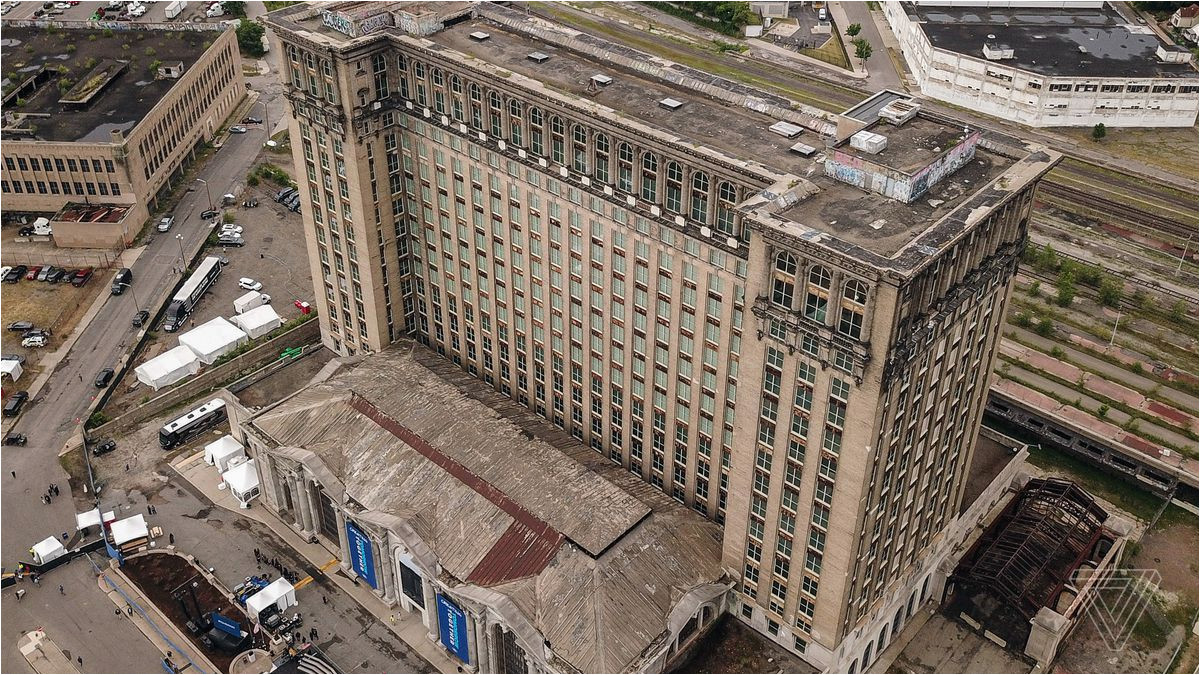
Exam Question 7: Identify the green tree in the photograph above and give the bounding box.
[853,38,873,66]
[1097,277,1123,308]
[1169,300,1188,323]
[1014,310,1033,328]
[1055,268,1076,307]
[1091,122,1106,142]
[236,20,265,57]
[1034,318,1055,337]
[223,1,247,18]
[846,23,862,36]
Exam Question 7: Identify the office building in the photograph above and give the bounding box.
[884,1,1199,128]
[0,23,245,247]
[266,2,1059,670]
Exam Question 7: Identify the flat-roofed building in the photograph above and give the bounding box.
[265,2,1059,670]
[884,1,1199,127]
[0,23,245,247]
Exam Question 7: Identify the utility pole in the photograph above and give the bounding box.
[195,178,213,212]
[1176,234,1191,276]
[1108,310,1121,350]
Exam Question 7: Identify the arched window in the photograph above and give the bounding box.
[509,100,524,146]
[549,116,565,164]
[594,133,610,183]
[641,152,658,202]
[716,180,738,236]
[468,82,481,101]
[508,99,522,118]
[488,92,503,137]
[862,642,874,669]
[838,279,867,339]
[772,252,797,308]
[529,108,545,156]
[804,266,832,323]
[690,171,710,224]
[450,74,462,93]
[430,67,443,86]
[572,125,588,173]
[665,161,683,213]
[617,143,634,192]
[529,107,544,125]
[488,91,502,110]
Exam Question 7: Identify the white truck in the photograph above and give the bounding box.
[233,290,271,314]
[32,217,52,236]
[164,0,186,19]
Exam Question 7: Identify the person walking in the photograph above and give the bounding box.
[58,584,64,595]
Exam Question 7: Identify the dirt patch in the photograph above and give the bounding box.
[672,616,815,673]
[233,348,335,408]
[1,277,103,369]
[1134,511,1200,602]
[123,552,249,672]
[1053,126,1199,183]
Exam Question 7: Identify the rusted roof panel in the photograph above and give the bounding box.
[466,521,564,586]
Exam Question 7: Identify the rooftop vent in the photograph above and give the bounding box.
[768,120,804,138]
[157,61,184,80]
[469,31,491,41]
[850,130,888,155]
[982,42,1014,60]
[789,141,818,156]
[528,51,550,63]
[878,98,920,126]
[590,74,613,86]
[659,97,683,110]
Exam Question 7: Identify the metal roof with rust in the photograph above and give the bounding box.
[249,343,726,672]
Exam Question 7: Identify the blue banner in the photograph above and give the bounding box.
[436,594,471,664]
[210,611,241,637]
[345,521,377,589]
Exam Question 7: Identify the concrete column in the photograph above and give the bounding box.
[286,473,303,529]
[426,587,441,645]
[294,475,314,533]
[370,536,386,599]
[335,509,351,572]
[377,536,397,606]
[306,481,323,537]
[465,610,481,672]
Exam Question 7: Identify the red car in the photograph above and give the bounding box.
[24,265,42,281]
[71,267,93,287]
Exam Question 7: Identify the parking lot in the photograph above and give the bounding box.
[2,0,239,24]
[103,160,311,416]
[0,267,107,383]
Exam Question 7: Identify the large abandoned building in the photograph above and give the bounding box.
[263,1,1061,671]
[0,23,244,247]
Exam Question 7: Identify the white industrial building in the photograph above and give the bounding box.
[885,1,1199,127]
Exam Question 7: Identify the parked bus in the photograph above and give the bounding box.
[159,398,227,449]
[163,256,222,332]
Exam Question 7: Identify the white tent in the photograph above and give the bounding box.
[135,345,201,390]
[245,577,296,622]
[234,290,268,314]
[222,459,260,507]
[75,508,102,532]
[110,514,149,547]
[179,317,248,365]
[232,304,282,339]
[204,436,245,472]
[31,536,67,565]
[1,358,23,382]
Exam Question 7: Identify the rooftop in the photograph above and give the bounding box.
[906,2,1198,79]
[0,26,217,143]
[248,342,726,673]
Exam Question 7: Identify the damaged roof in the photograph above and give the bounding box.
[249,342,726,672]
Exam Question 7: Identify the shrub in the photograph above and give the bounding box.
[223,211,236,224]
[247,174,260,187]
[1027,280,1041,297]
[103,28,115,37]
[1131,362,1144,374]
[1014,310,1033,328]
[1050,346,1066,359]
[85,411,109,430]
[846,23,862,36]
[1098,404,1110,418]
[1034,318,1055,337]
[1098,278,1123,308]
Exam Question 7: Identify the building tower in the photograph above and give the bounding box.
[266,3,1059,670]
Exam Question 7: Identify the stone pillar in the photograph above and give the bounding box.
[377,536,397,606]
[426,587,441,645]
[294,474,314,534]
[465,610,481,673]
[335,509,351,572]
[370,536,386,599]
[1025,607,1068,668]
[306,481,323,537]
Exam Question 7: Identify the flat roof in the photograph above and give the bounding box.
[907,2,1198,79]
[0,26,217,142]
[53,202,131,223]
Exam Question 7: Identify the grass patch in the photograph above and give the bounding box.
[57,445,90,497]
[800,26,850,69]
[1024,443,1165,522]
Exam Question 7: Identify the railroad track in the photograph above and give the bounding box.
[1039,181,1194,241]
[1018,261,1197,313]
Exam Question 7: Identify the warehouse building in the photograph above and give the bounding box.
[0,22,245,247]
[884,1,1199,128]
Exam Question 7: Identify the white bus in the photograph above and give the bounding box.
[159,398,227,449]
[163,256,222,332]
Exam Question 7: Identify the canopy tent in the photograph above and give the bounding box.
[204,436,246,472]
[1,358,23,382]
[110,514,149,547]
[135,345,201,390]
[31,536,67,565]
[234,290,269,314]
[76,508,102,532]
[179,317,248,365]
[245,577,296,622]
[222,459,260,507]
[232,304,282,340]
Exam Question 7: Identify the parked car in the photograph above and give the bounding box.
[229,125,248,134]
[238,278,262,291]
[36,266,53,281]
[3,432,27,446]
[16,225,33,236]
[3,266,25,283]
[132,309,150,327]
[218,235,246,247]
[46,268,67,283]
[21,335,46,348]
[0,266,9,279]
[157,215,175,232]
[111,267,133,295]
[220,224,243,235]
[3,391,28,417]
[275,187,297,202]
[71,268,93,287]
[201,209,220,220]
[243,116,262,124]
[22,328,51,341]
[24,265,42,280]
[2,353,27,364]
[7,321,33,332]
[94,368,115,388]
[92,438,117,456]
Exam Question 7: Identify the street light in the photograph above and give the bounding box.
[176,233,186,267]
[195,177,213,212]
[257,99,270,141]
[129,283,141,312]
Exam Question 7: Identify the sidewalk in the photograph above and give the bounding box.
[17,630,79,674]
[171,452,461,674]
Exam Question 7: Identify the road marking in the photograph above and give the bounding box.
[293,558,340,590]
